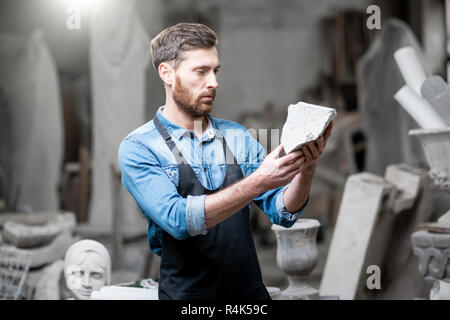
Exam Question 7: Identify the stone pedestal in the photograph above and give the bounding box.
[271,219,320,300]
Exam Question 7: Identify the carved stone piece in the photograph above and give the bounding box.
[411,230,450,289]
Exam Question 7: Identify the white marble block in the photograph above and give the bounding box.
[281,101,336,154]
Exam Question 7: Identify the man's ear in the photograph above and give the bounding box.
[158,62,174,86]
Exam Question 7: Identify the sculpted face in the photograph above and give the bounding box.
[171,47,220,118]
[65,253,107,300]
[64,240,111,300]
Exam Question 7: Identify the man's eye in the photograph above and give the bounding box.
[196,70,205,75]
[72,271,82,277]
[214,69,220,74]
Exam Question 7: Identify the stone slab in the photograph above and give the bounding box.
[319,172,394,300]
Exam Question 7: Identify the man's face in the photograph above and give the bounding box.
[171,47,220,118]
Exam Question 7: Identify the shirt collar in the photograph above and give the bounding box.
[155,106,223,141]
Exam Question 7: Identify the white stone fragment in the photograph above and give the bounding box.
[280,101,336,154]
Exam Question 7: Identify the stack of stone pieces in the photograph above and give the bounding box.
[280,101,336,154]
[0,212,79,299]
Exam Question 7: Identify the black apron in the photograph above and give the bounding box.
[153,116,270,300]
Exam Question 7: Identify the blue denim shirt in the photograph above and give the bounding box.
[118,106,308,256]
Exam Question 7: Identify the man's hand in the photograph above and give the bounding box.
[253,144,305,193]
[299,120,333,173]
[282,120,334,213]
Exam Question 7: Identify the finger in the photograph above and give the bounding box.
[317,136,325,151]
[302,145,312,162]
[271,144,284,159]
[285,156,305,173]
[323,121,333,140]
[307,142,320,159]
[279,150,302,166]
[288,150,304,165]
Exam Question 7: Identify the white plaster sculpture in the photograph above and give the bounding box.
[394,86,446,129]
[63,240,111,300]
[394,46,428,97]
[280,101,336,154]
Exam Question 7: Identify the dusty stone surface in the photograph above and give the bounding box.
[280,101,336,154]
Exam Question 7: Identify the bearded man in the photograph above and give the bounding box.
[118,22,332,300]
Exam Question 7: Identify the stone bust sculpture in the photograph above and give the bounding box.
[63,239,111,300]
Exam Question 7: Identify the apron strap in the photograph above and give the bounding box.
[153,116,187,165]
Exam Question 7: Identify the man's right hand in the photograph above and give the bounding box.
[252,144,305,193]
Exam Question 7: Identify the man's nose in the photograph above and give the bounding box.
[206,72,218,89]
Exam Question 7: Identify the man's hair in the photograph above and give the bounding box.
[150,22,217,71]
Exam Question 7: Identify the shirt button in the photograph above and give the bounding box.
[203,167,207,172]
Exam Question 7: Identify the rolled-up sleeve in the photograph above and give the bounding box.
[186,195,208,236]
[118,137,191,240]
[275,185,309,222]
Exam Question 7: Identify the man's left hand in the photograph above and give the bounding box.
[300,120,333,173]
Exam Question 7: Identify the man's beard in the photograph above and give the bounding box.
[172,76,215,118]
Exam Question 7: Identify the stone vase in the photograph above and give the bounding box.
[271,219,320,300]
